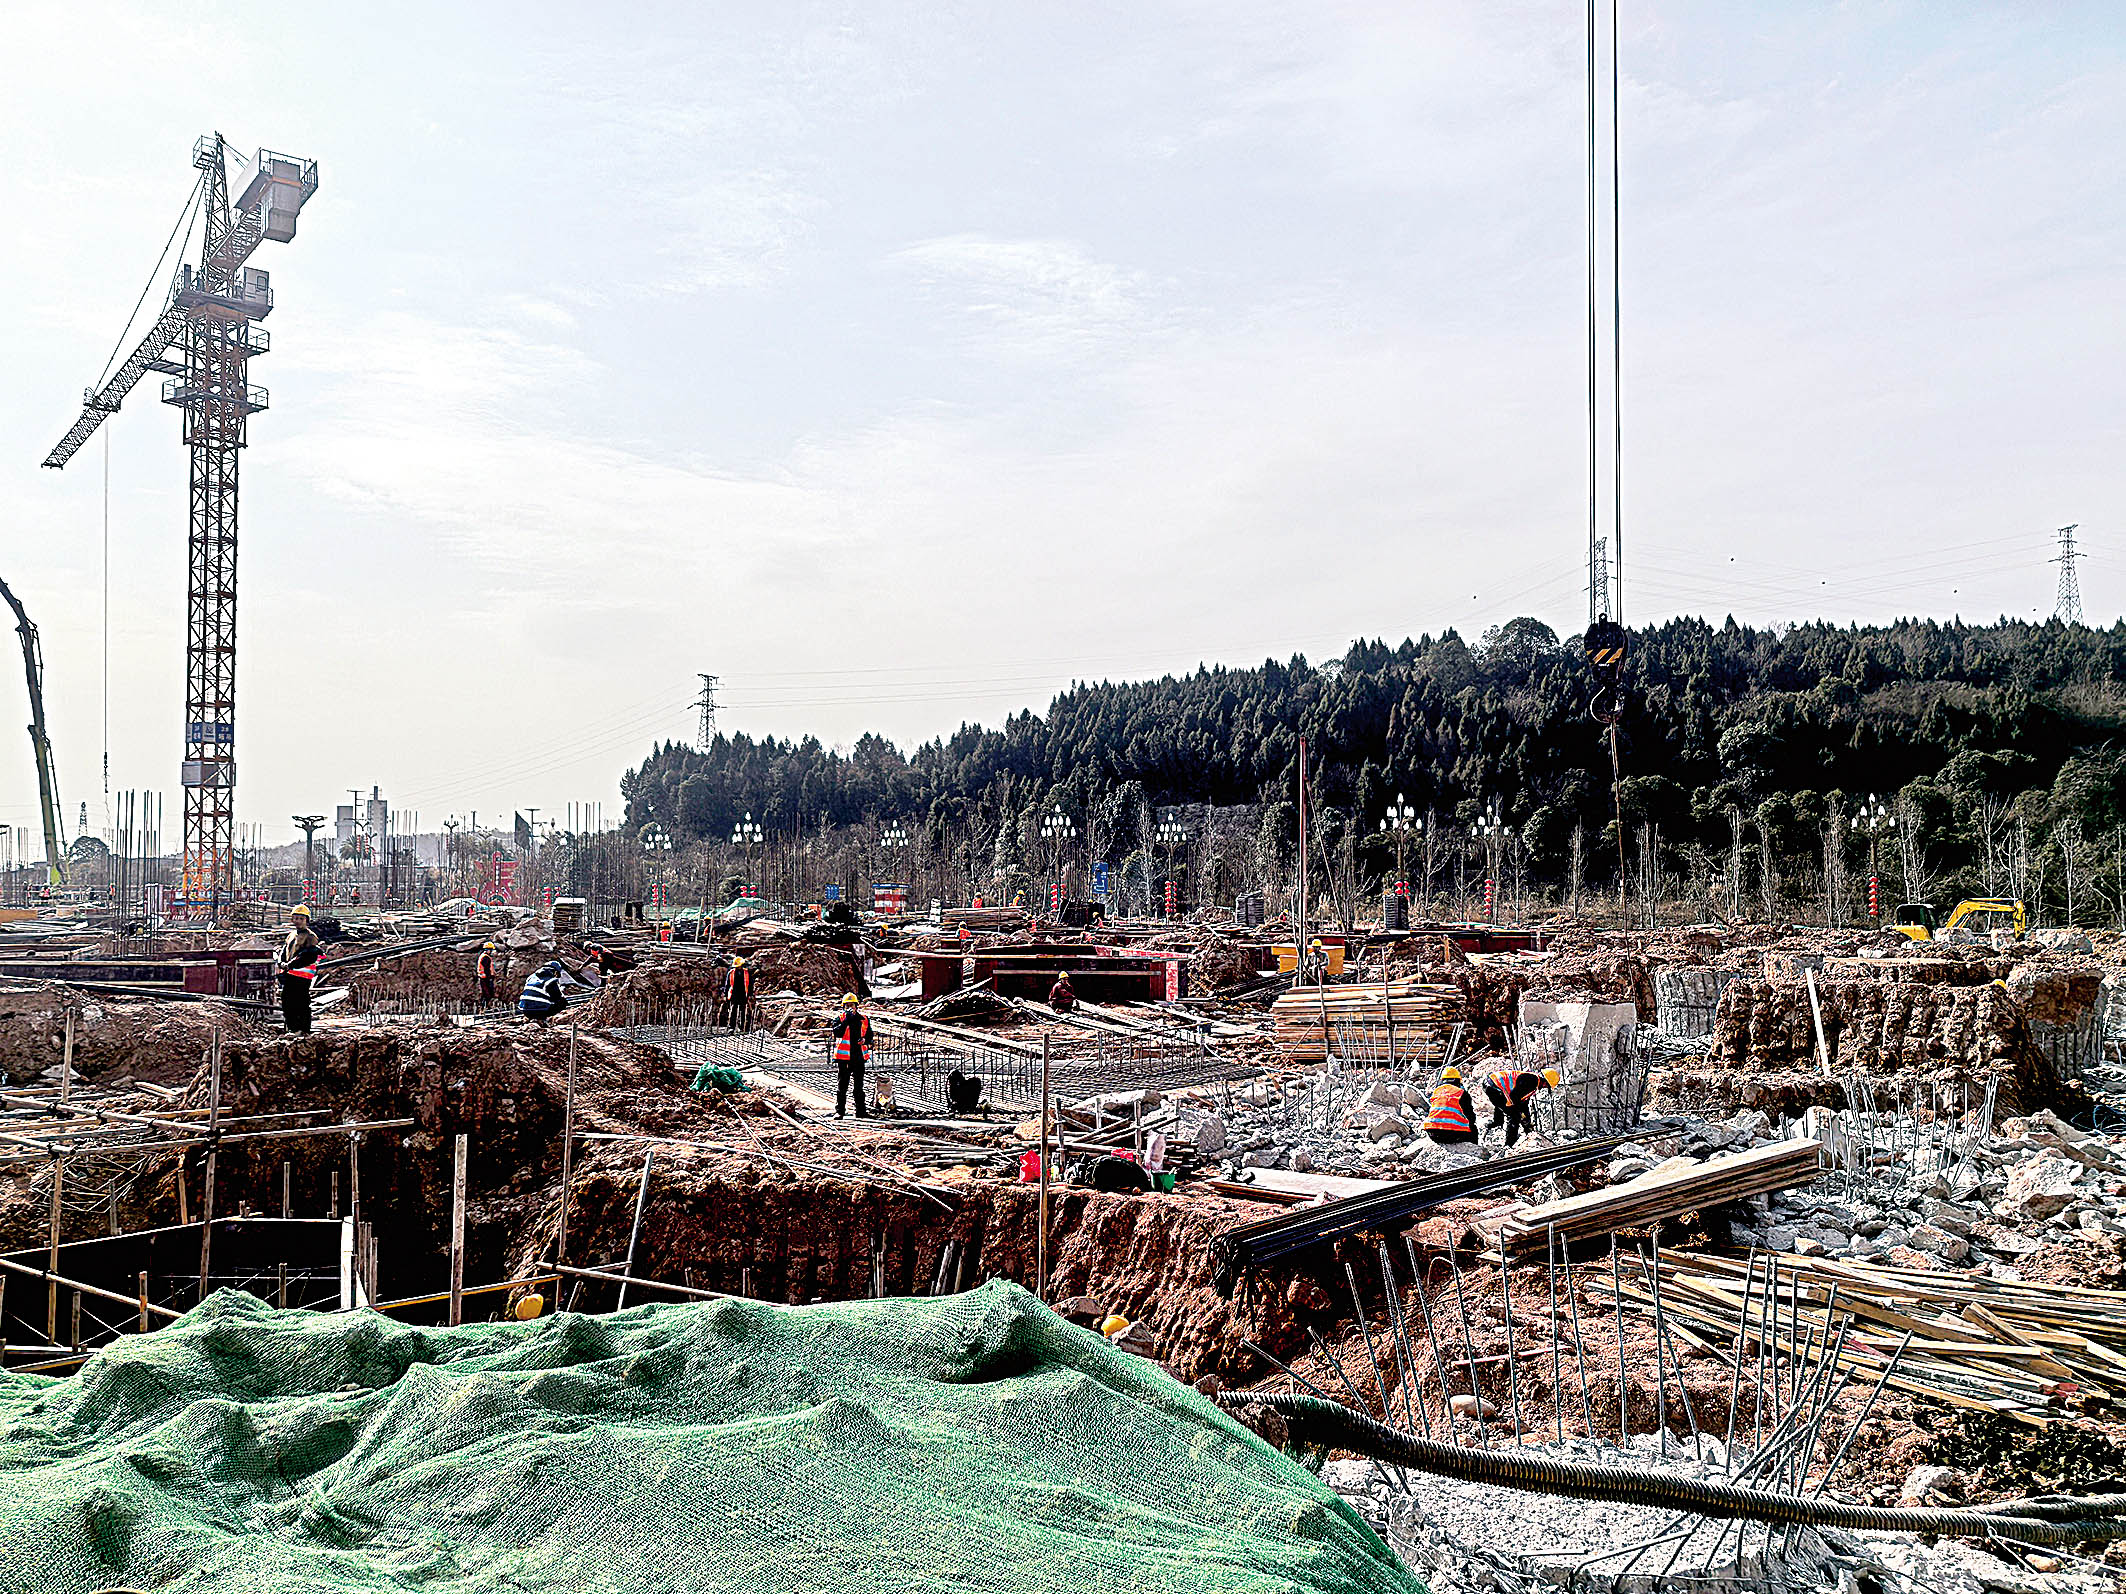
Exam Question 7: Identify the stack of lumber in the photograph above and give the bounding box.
[942,907,1031,934]
[1268,980,1465,1064]
[1497,1136,1822,1250]
[1594,1250,2126,1424]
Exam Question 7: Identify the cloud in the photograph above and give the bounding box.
[885,233,1159,362]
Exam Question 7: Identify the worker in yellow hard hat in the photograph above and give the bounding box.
[832,993,872,1118]
[277,903,322,1035]
[1480,1065,1563,1149]
[1422,1064,1477,1145]
[477,942,499,1004]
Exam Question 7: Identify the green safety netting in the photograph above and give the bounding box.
[0,1281,1424,1594]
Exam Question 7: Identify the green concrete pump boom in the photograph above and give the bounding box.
[0,577,66,887]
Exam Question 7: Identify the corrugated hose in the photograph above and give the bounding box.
[1217,1392,2125,1545]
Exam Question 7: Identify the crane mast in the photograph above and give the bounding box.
[43,134,317,916]
[0,579,67,889]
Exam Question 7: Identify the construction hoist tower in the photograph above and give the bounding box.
[43,135,318,913]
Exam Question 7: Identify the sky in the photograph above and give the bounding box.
[3,2,2124,854]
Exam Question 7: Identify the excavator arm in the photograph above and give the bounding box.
[0,579,66,887]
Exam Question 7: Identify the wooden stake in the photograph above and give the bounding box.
[137,1270,148,1333]
[555,1022,578,1290]
[281,1160,291,1219]
[177,1169,188,1227]
[348,1131,362,1230]
[330,1169,340,1221]
[45,1152,62,1344]
[69,1289,80,1351]
[448,1133,467,1327]
[277,1262,287,1311]
[615,1150,654,1311]
[197,1033,222,1300]
[59,1005,74,1106]
[1036,1032,1051,1301]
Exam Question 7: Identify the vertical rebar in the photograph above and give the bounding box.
[1498,1256,1525,1443]
[1441,1248,1492,1446]
[1376,1242,1429,1438]
[1545,1224,1564,1444]
[1404,1236,1459,1440]
[1610,1237,1627,1443]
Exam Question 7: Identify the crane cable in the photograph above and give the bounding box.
[94,173,204,391]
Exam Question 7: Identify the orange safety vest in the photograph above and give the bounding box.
[1423,1084,1474,1135]
[1485,1069,1540,1106]
[832,1013,872,1063]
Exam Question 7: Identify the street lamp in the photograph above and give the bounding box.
[1378,793,1421,900]
[1474,802,1507,922]
[1851,794,1895,922]
[880,822,908,913]
[1040,807,1077,911]
[1155,812,1188,918]
[730,813,762,906]
[642,822,673,933]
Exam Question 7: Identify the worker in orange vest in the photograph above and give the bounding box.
[477,943,498,1004]
[1481,1066,1562,1148]
[832,994,872,1118]
[277,904,322,1035]
[1421,1066,1476,1145]
[721,957,753,1030]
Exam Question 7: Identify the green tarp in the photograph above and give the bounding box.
[0,1281,1423,1594]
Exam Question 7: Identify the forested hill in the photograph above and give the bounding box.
[620,616,2126,886]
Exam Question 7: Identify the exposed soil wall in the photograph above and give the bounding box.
[0,987,252,1090]
[514,1162,1328,1382]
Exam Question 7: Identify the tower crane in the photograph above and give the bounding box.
[42,134,318,916]
[0,578,68,889]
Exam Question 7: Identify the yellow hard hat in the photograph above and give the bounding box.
[483,941,497,950]
[514,1293,545,1321]
[1440,1065,1462,1082]
[290,903,310,917]
[1099,1314,1130,1337]
[733,956,745,967]
[842,993,859,1006]
[1541,1068,1562,1089]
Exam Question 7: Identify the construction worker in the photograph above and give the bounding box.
[832,993,872,1118]
[1421,1065,1477,1145]
[1481,1065,1562,1148]
[518,960,572,1025]
[477,943,498,1004]
[278,905,322,1035]
[721,957,753,1031]
[1048,970,1076,1012]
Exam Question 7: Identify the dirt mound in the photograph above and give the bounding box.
[342,947,526,1009]
[1188,936,1262,993]
[747,942,861,998]
[576,961,727,1026]
[0,986,253,1089]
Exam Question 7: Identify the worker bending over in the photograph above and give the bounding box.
[278,905,322,1035]
[1420,1065,1476,1145]
[1048,970,1076,1012]
[1481,1065,1561,1148]
[832,993,872,1118]
[518,960,573,1025]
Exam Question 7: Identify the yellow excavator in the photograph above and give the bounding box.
[0,576,66,889]
[1890,898,2028,941]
